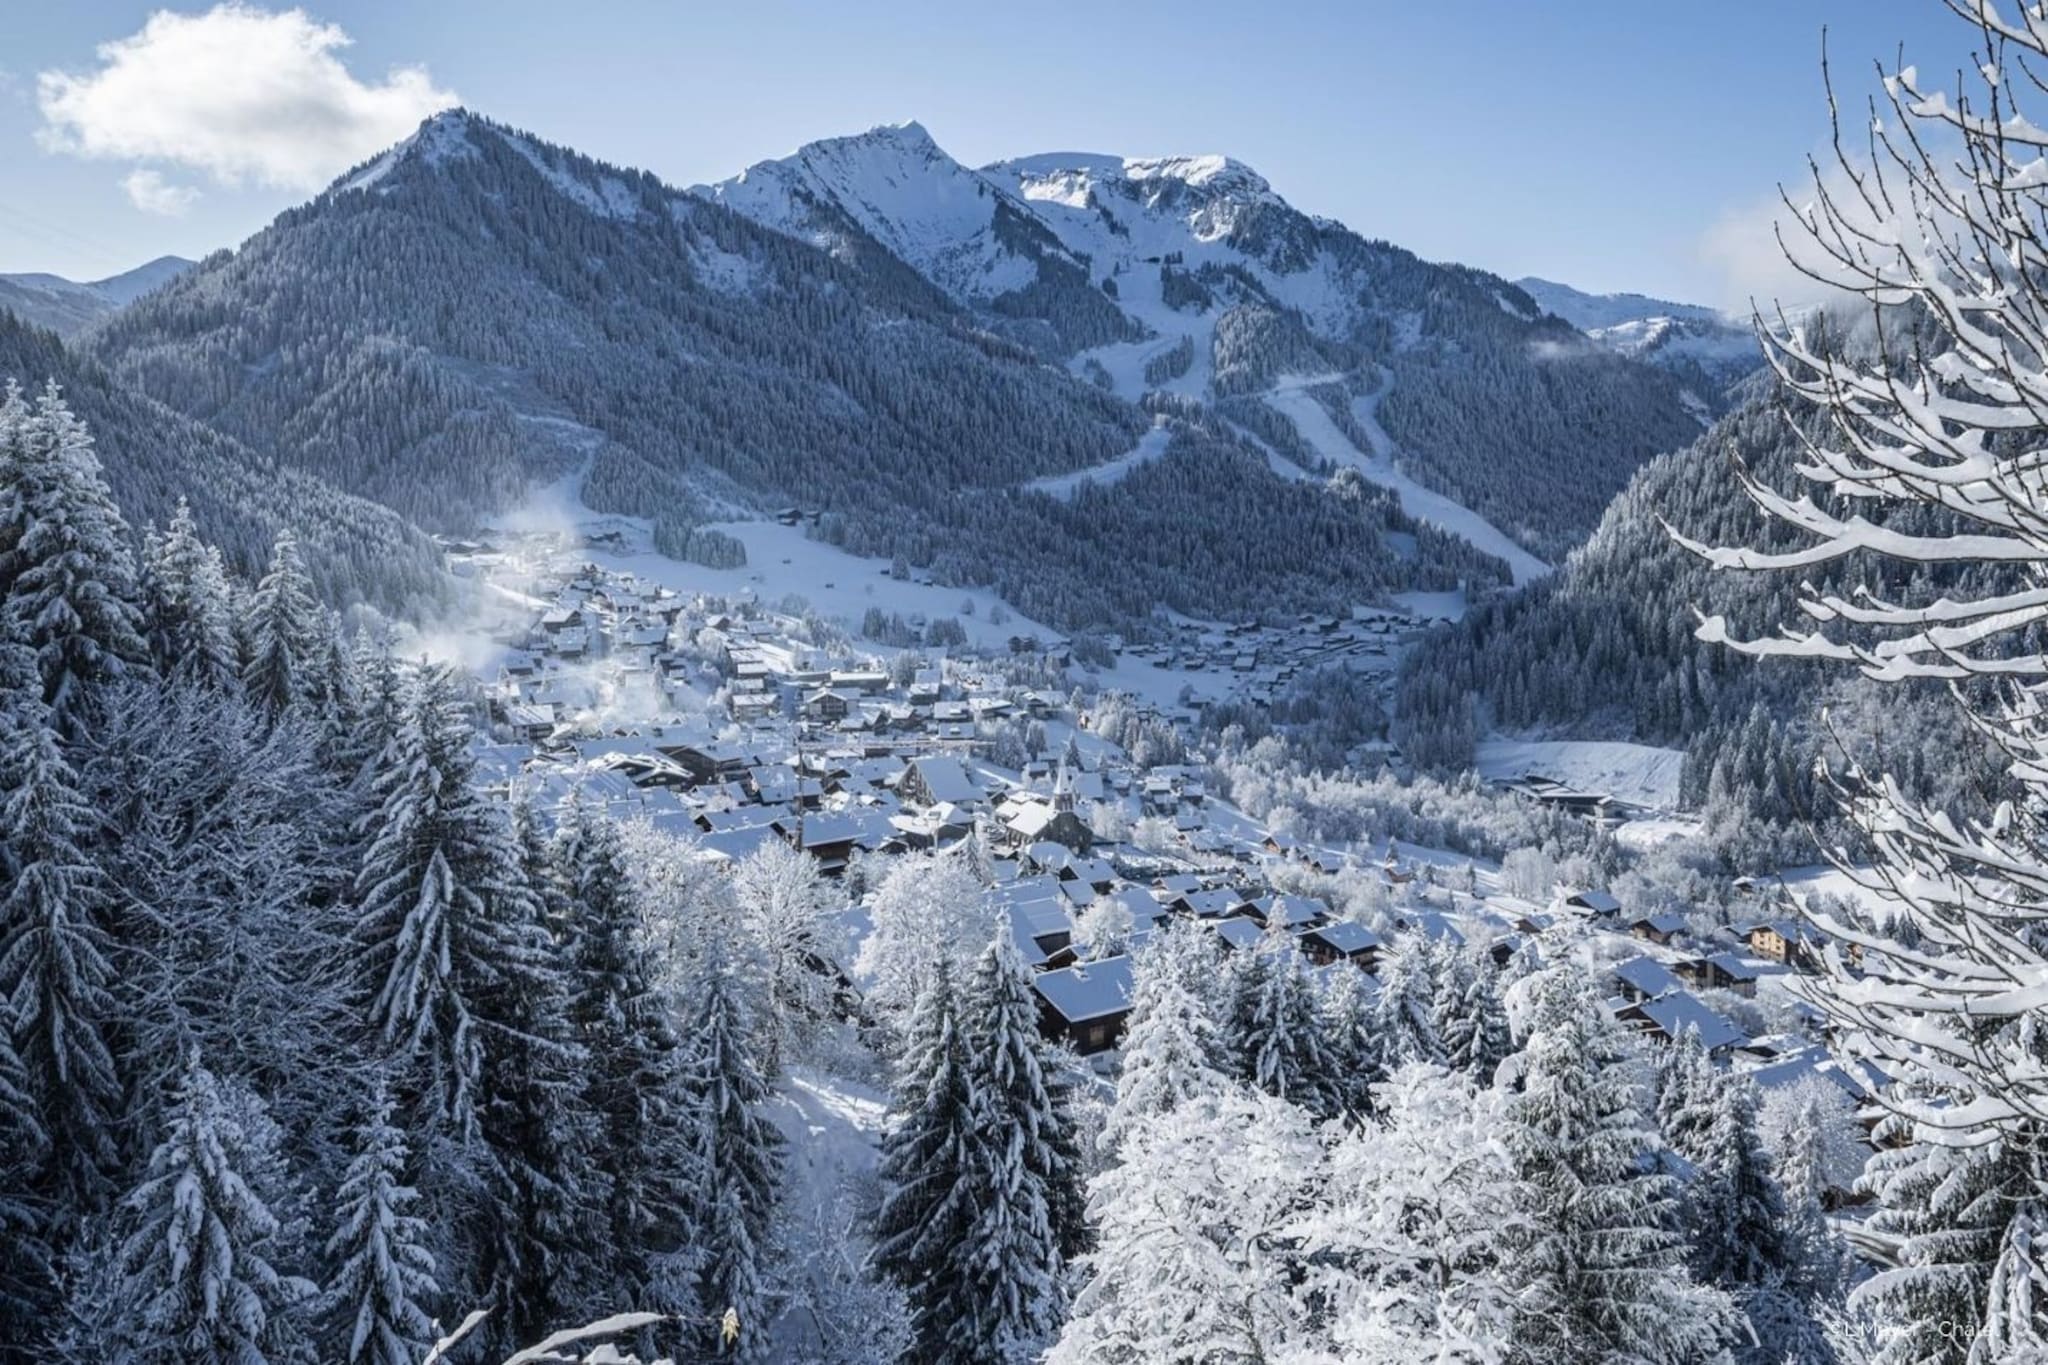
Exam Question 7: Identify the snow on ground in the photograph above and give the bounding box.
[1473,738,1687,810]
[1262,371,1552,587]
[1614,815,1704,852]
[1392,588,1467,622]
[1023,421,1172,499]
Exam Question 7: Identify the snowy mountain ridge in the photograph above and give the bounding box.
[0,254,195,338]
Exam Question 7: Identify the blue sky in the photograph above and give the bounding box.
[1,1,1960,306]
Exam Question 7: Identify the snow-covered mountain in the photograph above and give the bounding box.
[0,255,193,337]
[1516,276,1761,405]
[703,125,1704,560]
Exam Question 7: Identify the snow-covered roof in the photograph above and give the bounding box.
[909,756,980,805]
[1033,956,1136,1024]
[1613,956,1682,1000]
[1634,992,1747,1052]
[1301,920,1379,954]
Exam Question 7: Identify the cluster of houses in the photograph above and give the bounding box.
[1115,608,1416,708]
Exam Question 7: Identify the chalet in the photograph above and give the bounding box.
[801,688,853,723]
[1033,956,1136,1054]
[1618,991,1749,1055]
[1296,920,1380,970]
[902,756,980,808]
[1173,888,1249,920]
[1000,798,1094,854]
[1241,894,1328,931]
[1059,856,1118,895]
[1613,956,1683,1004]
[501,702,558,744]
[1676,952,1762,998]
[1211,917,1267,954]
[1628,912,1688,946]
[658,741,759,786]
[1565,889,1623,919]
[771,812,869,876]
[1741,919,1821,969]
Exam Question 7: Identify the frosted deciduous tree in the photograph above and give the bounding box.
[854,850,995,1019]
[731,837,843,1072]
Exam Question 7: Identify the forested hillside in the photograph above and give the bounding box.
[0,312,446,615]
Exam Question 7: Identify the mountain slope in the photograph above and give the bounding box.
[89,111,1497,631]
[707,128,1706,561]
[1516,275,1761,406]
[0,256,194,338]
[0,310,445,614]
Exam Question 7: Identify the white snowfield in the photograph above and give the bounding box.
[1473,738,1686,811]
[1262,372,1552,587]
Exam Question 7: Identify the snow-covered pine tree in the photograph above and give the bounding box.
[242,528,325,718]
[1437,949,1513,1081]
[113,1053,315,1363]
[1320,962,1388,1125]
[1682,1074,1793,1291]
[0,382,148,735]
[950,935,1087,1361]
[1499,971,1736,1364]
[685,943,784,1364]
[0,990,51,1344]
[141,498,240,691]
[1672,6,2048,1349]
[1374,936,1444,1066]
[1102,927,1225,1154]
[0,644,122,1204]
[1242,922,1339,1119]
[872,961,981,1365]
[1654,1026,1718,1166]
[352,664,543,1138]
[321,1080,438,1365]
[558,807,701,1329]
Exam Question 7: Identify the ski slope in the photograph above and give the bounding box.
[1263,373,1552,587]
[1023,423,1172,498]
[1473,738,1686,810]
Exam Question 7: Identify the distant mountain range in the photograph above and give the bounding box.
[0,114,1757,631]
[0,255,193,338]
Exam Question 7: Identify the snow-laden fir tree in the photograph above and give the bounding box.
[1437,949,1513,1081]
[1049,1085,1320,1365]
[1374,936,1444,1066]
[1101,924,1226,1154]
[1320,961,1389,1125]
[242,527,326,719]
[685,941,784,1364]
[0,989,51,1343]
[1292,1063,1520,1363]
[140,497,240,692]
[1682,1074,1793,1291]
[0,381,147,735]
[1241,921,1339,1120]
[1669,3,2048,1349]
[872,960,981,1365]
[556,807,702,1331]
[112,1053,316,1363]
[0,642,122,1204]
[320,1080,438,1365]
[1498,971,1736,1364]
[352,663,545,1137]
[961,936,1085,1361]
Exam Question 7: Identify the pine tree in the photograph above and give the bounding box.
[1104,930,1224,1154]
[873,962,981,1365]
[1241,925,1337,1119]
[0,382,147,735]
[686,945,784,1363]
[1319,964,1388,1125]
[141,498,240,691]
[948,936,1085,1361]
[1438,950,1512,1081]
[1499,972,1736,1364]
[1683,1075,1792,1291]
[352,665,541,1137]
[321,1082,438,1365]
[559,809,701,1327]
[1655,1027,1718,1166]
[242,528,325,718]
[113,1054,315,1363]
[0,991,52,1344]
[1374,937,1443,1066]
[0,653,122,1203]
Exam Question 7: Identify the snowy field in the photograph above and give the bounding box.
[1473,738,1687,810]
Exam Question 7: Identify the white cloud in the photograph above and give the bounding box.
[1697,163,1873,317]
[37,4,456,195]
[122,168,201,216]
